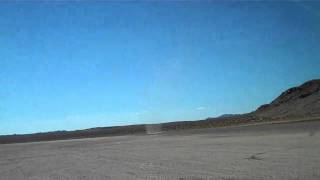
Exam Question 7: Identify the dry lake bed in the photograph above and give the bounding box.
[1,120,320,180]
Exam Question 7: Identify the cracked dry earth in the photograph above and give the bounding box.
[0,120,320,180]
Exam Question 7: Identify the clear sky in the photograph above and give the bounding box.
[0,1,319,135]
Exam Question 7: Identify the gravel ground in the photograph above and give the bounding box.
[0,120,320,180]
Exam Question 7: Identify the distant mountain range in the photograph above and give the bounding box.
[218,114,241,118]
[0,79,319,144]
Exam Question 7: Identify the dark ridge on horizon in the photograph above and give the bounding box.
[217,114,241,118]
[0,79,319,144]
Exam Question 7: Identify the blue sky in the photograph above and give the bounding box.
[0,1,319,135]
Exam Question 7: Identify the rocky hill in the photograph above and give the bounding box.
[254,79,320,118]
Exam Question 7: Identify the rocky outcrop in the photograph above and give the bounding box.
[255,79,320,118]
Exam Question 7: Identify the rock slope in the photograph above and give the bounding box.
[255,79,320,118]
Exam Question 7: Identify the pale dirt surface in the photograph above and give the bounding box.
[1,121,320,180]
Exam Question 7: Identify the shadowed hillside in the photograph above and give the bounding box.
[254,79,320,118]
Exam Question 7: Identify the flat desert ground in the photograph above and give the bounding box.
[1,120,320,180]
